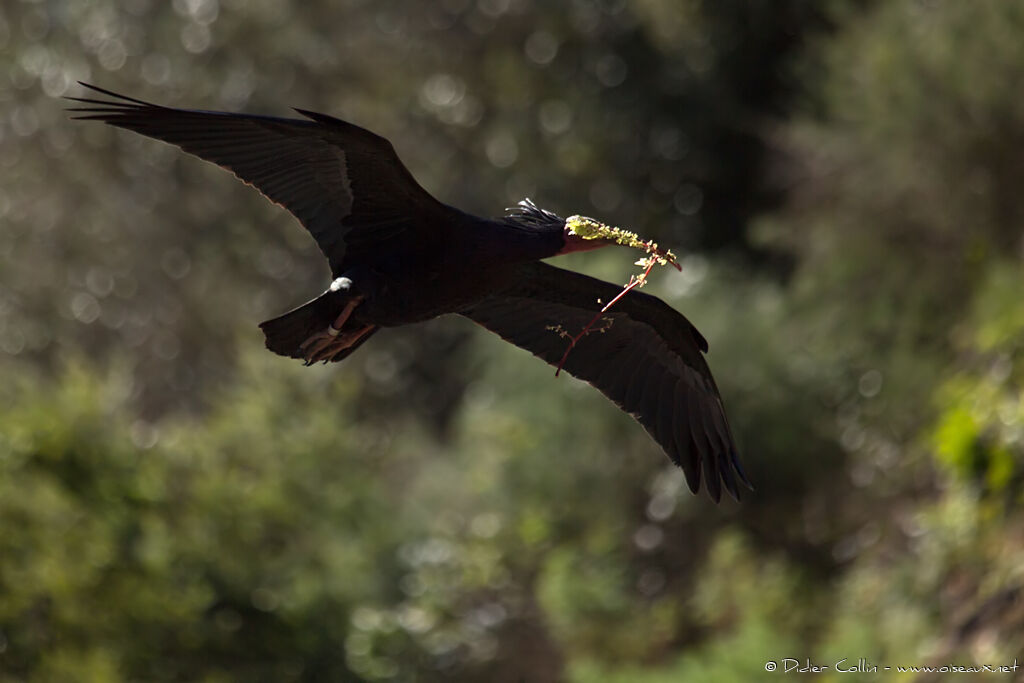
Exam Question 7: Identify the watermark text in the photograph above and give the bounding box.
[763,657,1018,675]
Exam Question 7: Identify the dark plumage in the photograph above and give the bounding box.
[69,83,749,502]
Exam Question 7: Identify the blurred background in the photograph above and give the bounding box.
[2,0,1023,680]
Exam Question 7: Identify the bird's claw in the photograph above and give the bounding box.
[299,329,338,364]
[300,324,374,365]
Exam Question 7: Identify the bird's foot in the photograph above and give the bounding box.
[300,323,344,363]
[299,293,365,364]
[300,324,374,364]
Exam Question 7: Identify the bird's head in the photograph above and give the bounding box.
[503,199,614,255]
[503,199,676,267]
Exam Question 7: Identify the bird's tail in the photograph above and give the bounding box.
[258,290,377,363]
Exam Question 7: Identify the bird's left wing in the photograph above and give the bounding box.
[68,83,448,270]
[460,261,748,502]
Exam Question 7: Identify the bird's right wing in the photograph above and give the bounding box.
[68,83,449,270]
[460,261,748,502]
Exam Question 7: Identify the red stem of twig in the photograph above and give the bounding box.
[554,258,659,376]
[652,245,682,272]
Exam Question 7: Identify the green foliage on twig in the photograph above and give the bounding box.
[565,215,679,281]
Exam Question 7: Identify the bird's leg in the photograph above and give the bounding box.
[300,295,364,363]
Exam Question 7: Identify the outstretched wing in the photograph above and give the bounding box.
[68,83,447,270]
[461,261,748,502]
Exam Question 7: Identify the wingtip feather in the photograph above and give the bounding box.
[73,82,156,106]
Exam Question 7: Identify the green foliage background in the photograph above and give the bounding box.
[2,1,1023,680]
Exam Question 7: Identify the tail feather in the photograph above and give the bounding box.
[259,291,376,363]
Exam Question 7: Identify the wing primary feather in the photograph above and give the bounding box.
[654,371,678,465]
[688,398,717,501]
[731,449,753,490]
[670,380,702,494]
[75,81,158,106]
[718,450,741,501]
[702,448,722,503]
[706,400,743,500]
[697,400,723,502]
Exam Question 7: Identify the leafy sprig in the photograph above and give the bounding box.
[566,215,679,273]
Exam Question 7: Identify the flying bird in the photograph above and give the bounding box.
[68,83,749,502]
